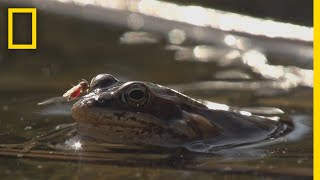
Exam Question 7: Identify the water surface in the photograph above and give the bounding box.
[0,1,313,179]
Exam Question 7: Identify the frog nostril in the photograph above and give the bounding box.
[95,93,114,105]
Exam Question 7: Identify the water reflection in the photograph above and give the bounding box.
[242,50,268,67]
[214,70,251,79]
[127,13,144,30]
[120,31,160,44]
[0,0,313,178]
[115,28,313,93]
[71,140,82,150]
[56,0,312,41]
[224,35,237,46]
[193,45,216,60]
[168,45,312,92]
[168,29,186,45]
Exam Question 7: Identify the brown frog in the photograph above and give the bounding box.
[72,74,290,148]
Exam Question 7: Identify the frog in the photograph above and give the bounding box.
[72,74,290,148]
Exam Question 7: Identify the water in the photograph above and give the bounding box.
[0,1,313,179]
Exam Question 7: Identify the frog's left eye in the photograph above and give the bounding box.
[90,74,119,90]
[128,88,145,101]
[122,83,150,108]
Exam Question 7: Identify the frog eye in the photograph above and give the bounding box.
[90,74,119,90]
[122,83,150,107]
[128,89,145,101]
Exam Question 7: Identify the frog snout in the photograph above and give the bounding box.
[71,99,90,123]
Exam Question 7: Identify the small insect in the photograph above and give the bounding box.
[63,79,90,101]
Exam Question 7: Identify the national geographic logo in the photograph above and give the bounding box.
[8,8,37,50]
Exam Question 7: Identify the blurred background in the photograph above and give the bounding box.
[0,0,313,179]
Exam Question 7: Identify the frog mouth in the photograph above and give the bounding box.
[74,102,149,124]
[71,101,196,143]
[71,100,167,131]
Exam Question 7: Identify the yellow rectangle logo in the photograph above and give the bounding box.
[8,8,37,49]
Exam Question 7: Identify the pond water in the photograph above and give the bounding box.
[0,1,313,179]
